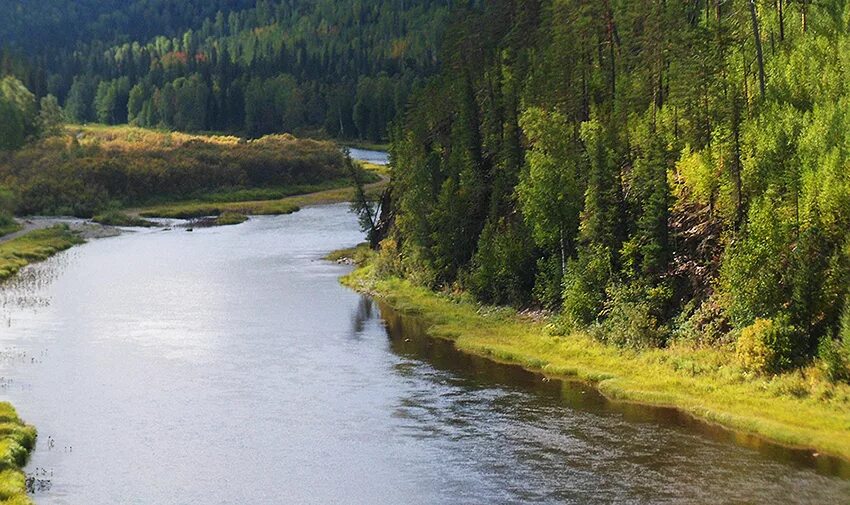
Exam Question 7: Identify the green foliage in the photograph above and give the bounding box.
[517,107,584,254]
[37,95,64,138]
[841,300,850,347]
[0,226,83,281]
[2,0,451,139]
[0,403,36,505]
[0,77,37,150]
[736,316,796,374]
[622,125,671,278]
[0,189,16,235]
[214,212,248,226]
[95,78,131,124]
[0,126,348,217]
[561,245,613,329]
[595,282,672,349]
[469,217,536,306]
[673,297,732,347]
[817,334,849,383]
[719,195,793,328]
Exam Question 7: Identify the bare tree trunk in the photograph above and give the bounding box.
[777,0,785,41]
[559,227,566,278]
[732,94,744,231]
[749,0,767,99]
[801,0,808,33]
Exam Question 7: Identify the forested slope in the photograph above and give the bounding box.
[1,0,459,140]
[385,0,850,377]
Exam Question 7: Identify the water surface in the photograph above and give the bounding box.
[346,148,389,165]
[0,204,848,504]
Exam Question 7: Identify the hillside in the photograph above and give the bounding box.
[2,0,460,141]
[382,0,850,380]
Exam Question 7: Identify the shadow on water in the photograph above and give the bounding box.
[353,296,850,481]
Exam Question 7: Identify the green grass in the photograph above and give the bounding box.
[138,169,385,219]
[324,243,373,263]
[0,404,36,505]
[140,199,301,219]
[214,212,248,226]
[0,226,83,282]
[0,222,20,238]
[341,255,850,464]
[344,140,391,152]
[92,210,156,228]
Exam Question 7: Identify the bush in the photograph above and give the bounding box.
[469,217,536,306]
[840,300,850,349]
[718,195,793,328]
[674,296,733,347]
[736,316,796,374]
[532,254,563,310]
[562,244,613,329]
[374,238,404,278]
[817,334,849,383]
[595,282,672,349]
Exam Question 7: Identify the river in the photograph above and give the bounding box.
[0,204,848,504]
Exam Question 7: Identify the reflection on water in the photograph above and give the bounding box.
[0,204,848,505]
[347,148,389,166]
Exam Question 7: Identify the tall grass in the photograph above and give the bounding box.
[0,404,36,505]
[0,226,82,282]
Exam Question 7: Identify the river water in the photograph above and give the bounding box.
[0,204,848,504]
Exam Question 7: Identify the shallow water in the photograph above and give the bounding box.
[346,147,389,165]
[0,204,848,504]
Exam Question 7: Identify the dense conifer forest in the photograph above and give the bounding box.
[383,0,850,377]
[1,0,456,140]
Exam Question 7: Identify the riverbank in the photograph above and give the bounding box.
[339,248,850,465]
[0,403,37,504]
[0,226,87,282]
[133,172,388,220]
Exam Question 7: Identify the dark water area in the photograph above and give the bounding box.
[0,204,848,504]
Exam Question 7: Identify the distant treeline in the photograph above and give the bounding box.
[1,0,463,141]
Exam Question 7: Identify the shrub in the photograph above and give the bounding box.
[595,282,672,349]
[469,217,536,306]
[532,254,563,311]
[817,334,849,383]
[375,237,404,278]
[674,296,733,347]
[562,244,613,329]
[840,300,850,349]
[736,316,796,374]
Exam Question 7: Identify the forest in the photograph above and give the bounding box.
[382,0,850,378]
[3,0,850,379]
[0,0,457,141]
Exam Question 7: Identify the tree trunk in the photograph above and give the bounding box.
[732,94,744,231]
[749,0,766,99]
[777,0,785,41]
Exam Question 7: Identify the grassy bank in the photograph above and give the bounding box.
[0,403,36,505]
[0,222,20,239]
[137,169,386,219]
[0,227,83,282]
[341,250,850,464]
